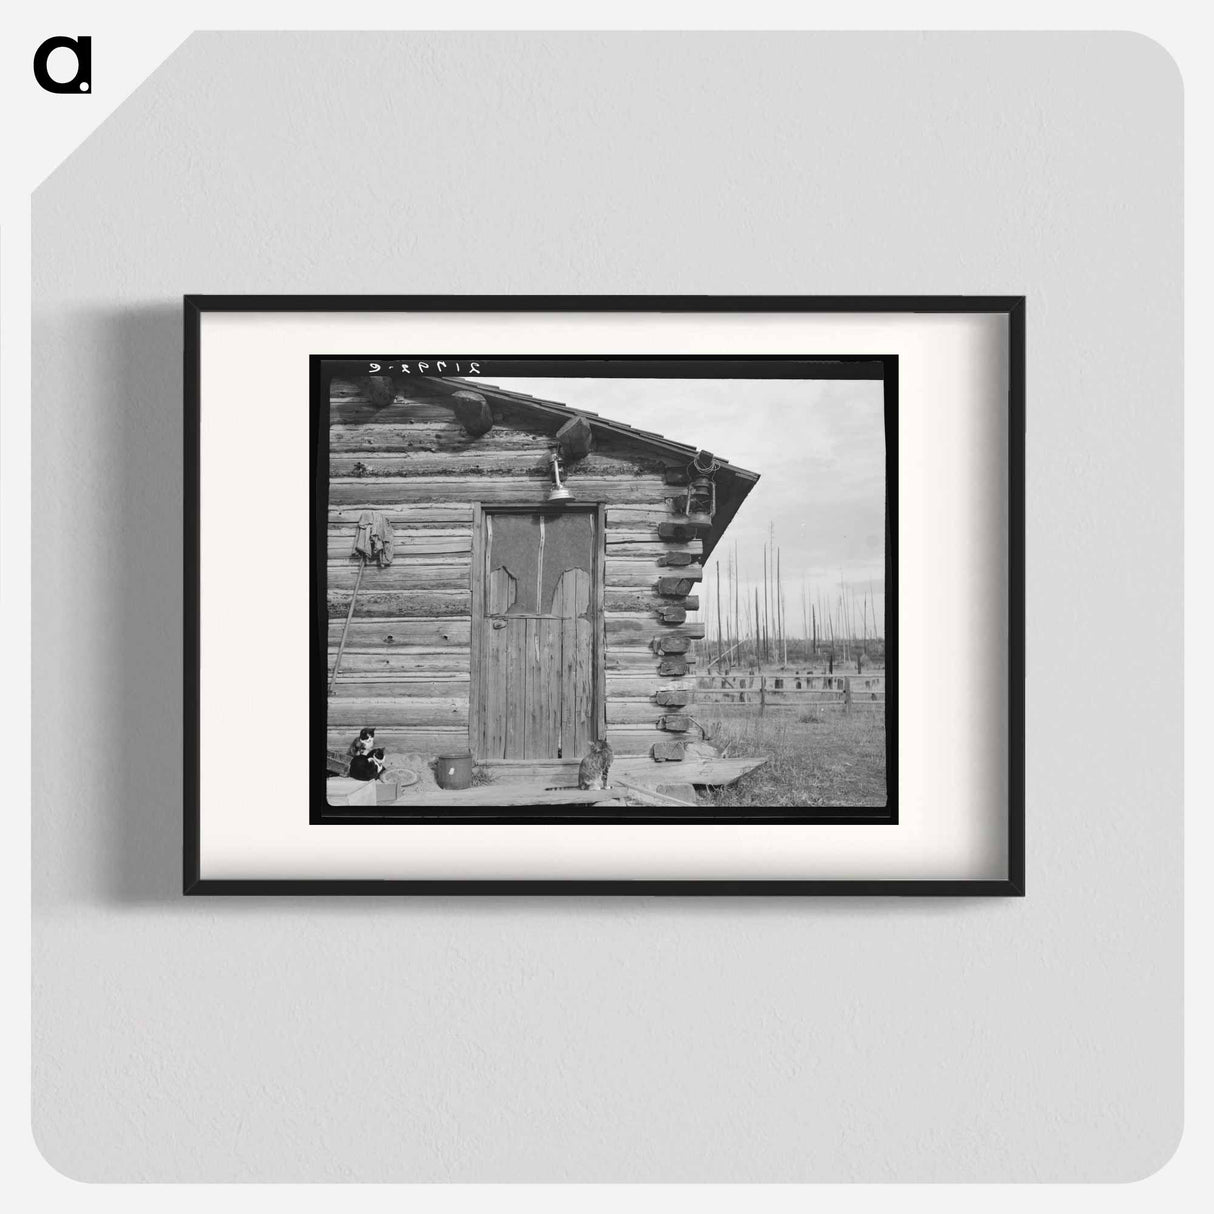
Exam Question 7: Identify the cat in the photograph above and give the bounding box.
[577,739,614,791]
[348,747,387,781]
[348,727,376,758]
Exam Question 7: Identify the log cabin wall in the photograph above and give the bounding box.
[325,376,707,762]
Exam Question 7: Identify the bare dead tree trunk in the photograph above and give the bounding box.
[715,560,723,671]
[755,587,763,671]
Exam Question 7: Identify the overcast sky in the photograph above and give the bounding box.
[491,377,887,640]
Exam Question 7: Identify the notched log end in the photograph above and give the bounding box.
[361,375,397,407]
[450,389,494,437]
[657,520,709,542]
[555,415,594,461]
[650,635,691,655]
[657,577,694,597]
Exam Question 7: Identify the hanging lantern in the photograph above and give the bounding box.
[547,451,573,503]
[682,451,718,530]
[683,475,716,529]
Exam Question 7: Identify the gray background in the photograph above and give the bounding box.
[32,33,1182,1181]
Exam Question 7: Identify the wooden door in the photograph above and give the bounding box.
[479,511,597,760]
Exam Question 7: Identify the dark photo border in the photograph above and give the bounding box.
[311,354,897,827]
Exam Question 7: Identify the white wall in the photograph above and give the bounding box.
[31,32,1182,1181]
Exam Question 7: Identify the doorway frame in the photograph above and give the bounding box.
[469,501,607,761]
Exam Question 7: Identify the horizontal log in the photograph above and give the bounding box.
[605,506,678,526]
[328,560,470,591]
[659,713,692,732]
[605,702,665,726]
[606,674,696,695]
[602,527,665,543]
[328,523,472,539]
[602,537,702,557]
[326,728,469,756]
[329,422,548,453]
[329,377,474,401]
[331,549,471,567]
[658,657,691,677]
[327,697,469,727]
[332,677,470,698]
[330,378,466,407]
[657,551,699,567]
[328,503,474,524]
[604,700,697,726]
[327,590,470,619]
[658,605,686,624]
[603,639,666,660]
[329,449,663,478]
[330,474,667,508]
[330,651,471,676]
[603,650,695,673]
[327,529,471,558]
[329,398,458,425]
[654,689,694,708]
[327,618,472,648]
[605,617,705,642]
[604,590,698,613]
[606,560,703,588]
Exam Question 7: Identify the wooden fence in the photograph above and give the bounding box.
[691,671,886,715]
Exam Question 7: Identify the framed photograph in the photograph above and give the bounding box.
[185,296,1023,894]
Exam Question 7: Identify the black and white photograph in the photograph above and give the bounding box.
[315,356,895,821]
[187,294,1021,890]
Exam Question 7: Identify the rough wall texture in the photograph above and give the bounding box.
[31,32,1181,1181]
[324,373,701,761]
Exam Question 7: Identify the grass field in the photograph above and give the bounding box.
[697,710,887,809]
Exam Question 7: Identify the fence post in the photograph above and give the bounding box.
[759,676,766,718]
[843,676,852,714]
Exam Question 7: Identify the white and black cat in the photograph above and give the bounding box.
[348,727,376,758]
[348,747,387,781]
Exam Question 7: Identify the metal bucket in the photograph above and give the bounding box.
[436,751,474,791]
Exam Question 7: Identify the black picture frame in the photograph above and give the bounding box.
[184,295,1025,896]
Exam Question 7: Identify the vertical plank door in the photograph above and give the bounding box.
[480,511,596,759]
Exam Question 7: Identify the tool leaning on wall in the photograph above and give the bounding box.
[327,510,394,695]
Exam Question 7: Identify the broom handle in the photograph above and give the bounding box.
[328,554,366,694]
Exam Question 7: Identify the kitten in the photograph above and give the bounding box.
[348,727,376,758]
[348,747,387,781]
[577,739,614,791]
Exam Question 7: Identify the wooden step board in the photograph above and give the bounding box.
[478,755,769,791]
[630,756,769,787]
[384,786,623,808]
